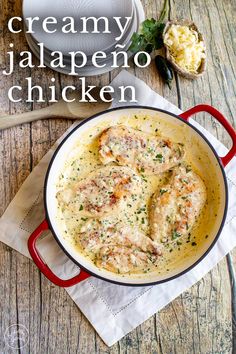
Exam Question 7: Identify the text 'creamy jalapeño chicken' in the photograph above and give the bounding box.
[99,125,185,174]
[150,165,207,243]
[56,166,142,217]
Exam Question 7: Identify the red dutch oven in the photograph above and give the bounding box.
[28,105,236,287]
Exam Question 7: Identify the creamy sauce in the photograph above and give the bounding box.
[55,112,222,278]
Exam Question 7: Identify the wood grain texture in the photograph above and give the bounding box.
[0,0,235,353]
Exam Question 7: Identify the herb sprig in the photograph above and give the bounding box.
[129,0,169,64]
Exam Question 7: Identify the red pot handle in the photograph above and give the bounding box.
[28,219,91,287]
[180,104,236,167]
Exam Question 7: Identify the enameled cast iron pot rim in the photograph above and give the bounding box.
[43,105,229,286]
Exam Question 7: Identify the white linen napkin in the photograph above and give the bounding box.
[0,70,235,347]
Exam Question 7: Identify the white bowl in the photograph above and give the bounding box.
[24,0,145,76]
[23,0,134,55]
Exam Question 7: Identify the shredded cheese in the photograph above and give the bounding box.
[164,24,206,74]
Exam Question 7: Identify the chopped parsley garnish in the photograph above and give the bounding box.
[154,154,164,162]
[182,179,188,184]
[141,174,147,182]
[172,230,181,240]
[160,189,167,195]
[79,205,84,211]
[186,166,192,173]
[166,215,171,223]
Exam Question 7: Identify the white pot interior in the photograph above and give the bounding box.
[45,107,227,285]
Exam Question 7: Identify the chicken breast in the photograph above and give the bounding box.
[96,246,159,274]
[150,165,207,243]
[56,166,142,217]
[79,219,162,255]
[98,125,185,175]
[78,220,162,273]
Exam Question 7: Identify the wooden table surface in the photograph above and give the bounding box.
[0,0,236,353]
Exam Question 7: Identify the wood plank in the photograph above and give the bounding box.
[0,1,33,353]
[167,1,235,353]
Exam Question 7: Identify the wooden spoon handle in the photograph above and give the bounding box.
[0,106,54,130]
